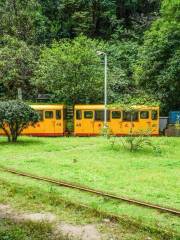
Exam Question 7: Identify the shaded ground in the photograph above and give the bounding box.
[0,203,162,240]
[0,204,100,240]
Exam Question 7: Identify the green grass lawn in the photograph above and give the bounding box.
[0,136,179,238]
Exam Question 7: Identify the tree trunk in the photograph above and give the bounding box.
[7,135,11,142]
[116,0,125,20]
[1,126,12,142]
[91,0,100,36]
[12,133,18,142]
[116,0,131,27]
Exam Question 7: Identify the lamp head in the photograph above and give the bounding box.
[96,51,105,56]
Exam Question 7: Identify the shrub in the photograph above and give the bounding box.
[0,100,39,142]
[100,125,112,138]
[121,133,152,152]
[66,120,74,135]
[109,129,161,153]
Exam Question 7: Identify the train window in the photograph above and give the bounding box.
[56,110,61,120]
[84,111,93,119]
[123,111,138,121]
[37,110,43,121]
[152,110,158,120]
[95,110,110,121]
[76,110,82,120]
[45,111,53,119]
[112,111,121,119]
[140,111,149,119]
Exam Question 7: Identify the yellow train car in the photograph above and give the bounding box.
[21,104,66,136]
[74,105,159,136]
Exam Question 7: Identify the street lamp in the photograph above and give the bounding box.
[97,51,107,128]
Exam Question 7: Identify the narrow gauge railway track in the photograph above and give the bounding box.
[0,167,180,217]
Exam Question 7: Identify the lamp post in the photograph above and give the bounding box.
[97,51,107,128]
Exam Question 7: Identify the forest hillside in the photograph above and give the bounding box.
[0,0,179,113]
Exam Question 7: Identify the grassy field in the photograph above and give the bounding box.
[0,136,179,239]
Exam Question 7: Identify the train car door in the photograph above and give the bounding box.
[110,110,122,135]
[122,111,139,135]
[54,109,63,136]
[138,110,151,133]
[82,110,94,135]
[74,109,83,135]
[44,110,56,136]
[94,110,110,135]
[151,109,159,135]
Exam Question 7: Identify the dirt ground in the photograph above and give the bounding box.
[0,204,164,240]
[0,204,104,240]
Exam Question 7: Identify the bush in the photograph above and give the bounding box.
[109,129,161,154]
[121,133,152,152]
[100,125,112,138]
[0,100,39,142]
[66,120,74,135]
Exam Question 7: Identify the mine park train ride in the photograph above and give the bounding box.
[0,104,160,136]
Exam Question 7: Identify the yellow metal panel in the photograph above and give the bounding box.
[23,106,65,136]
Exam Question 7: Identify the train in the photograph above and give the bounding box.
[3,104,159,136]
[0,104,179,137]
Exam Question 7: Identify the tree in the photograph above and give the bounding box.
[34,35,140,105]
[0,0,47,44]
[0,35,37,99]
[0,0,161,44]
[0,100,39,142]
[33,35,105,104]
[33,35,140,105]
[106,40,138,102]
[38,0,117,40]
[36,0,160,41]
[134,0,180,113]
[113,0,161,40]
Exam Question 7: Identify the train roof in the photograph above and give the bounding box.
[75,105,105,110]
[74,104,159,110]
[30,104,65,110]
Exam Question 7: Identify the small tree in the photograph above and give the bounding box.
[0,100,39,142]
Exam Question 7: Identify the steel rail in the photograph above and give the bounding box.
[0,166,180,216]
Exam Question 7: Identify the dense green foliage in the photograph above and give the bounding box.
[0,0,47,44]
[34,36,140,104]
[0,35,37,99]
[0,0,179,113]
[134,0,180,113]
[34,35,104,104]
[0,100,39,142]
[0,0,160,43]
